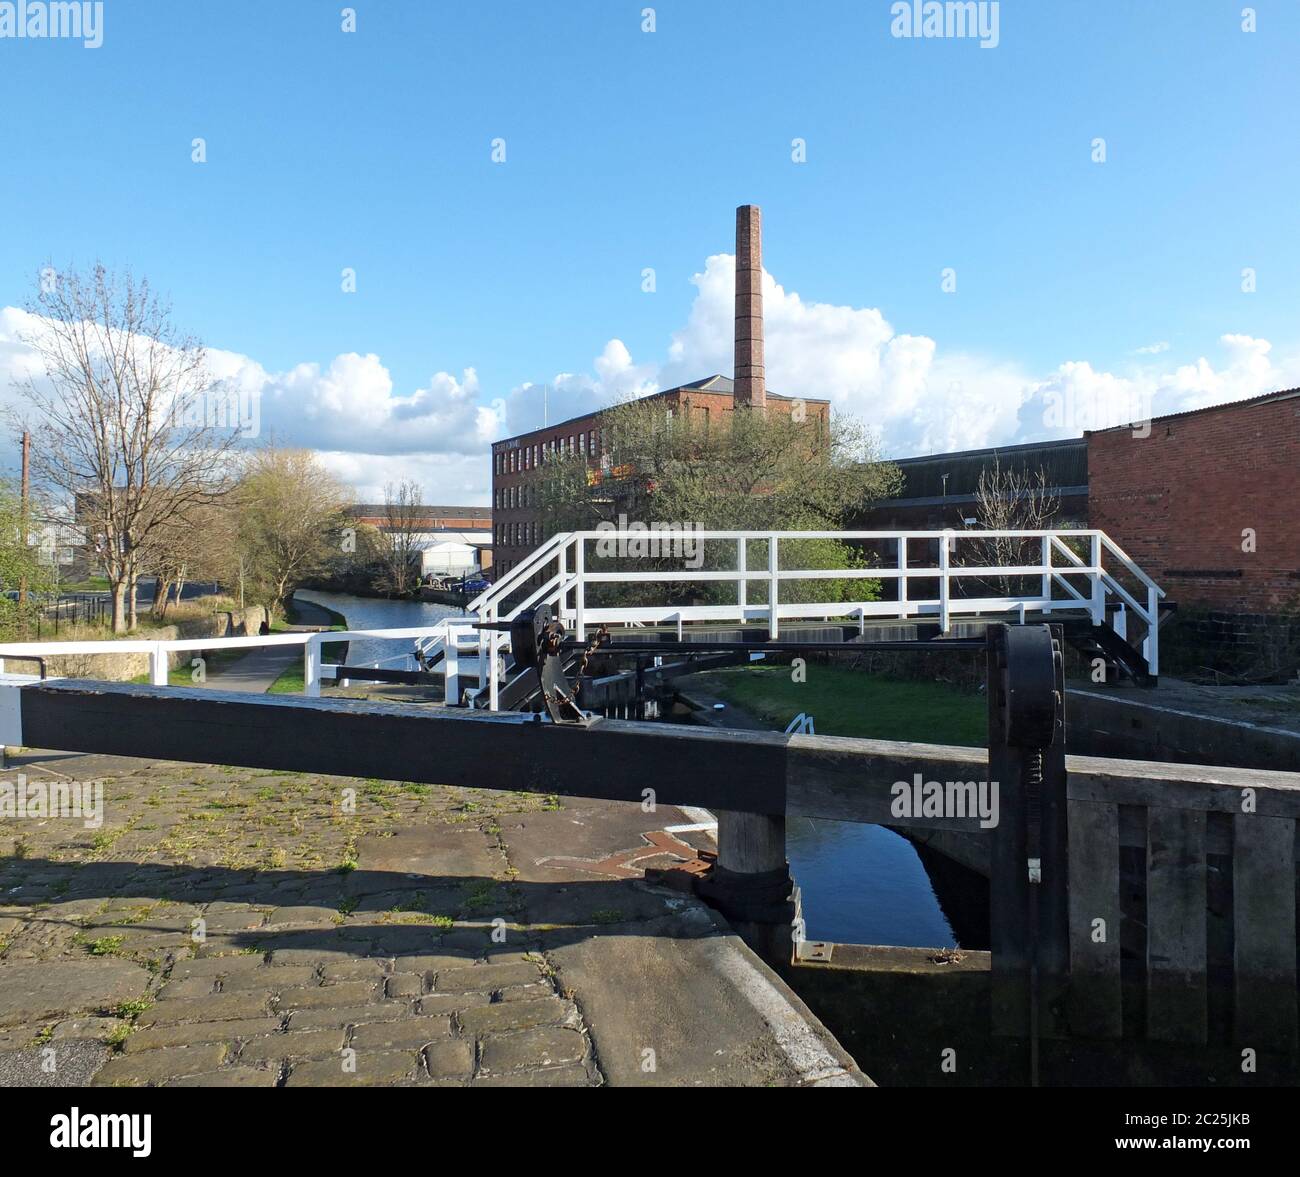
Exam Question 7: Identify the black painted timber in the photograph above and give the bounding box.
[17,681,1300,826]
[19,680,789,817]
[333,666,443,685]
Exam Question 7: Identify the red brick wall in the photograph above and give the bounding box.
[1087,393,1300,613]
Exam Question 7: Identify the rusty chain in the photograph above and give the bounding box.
[541,624,609,713]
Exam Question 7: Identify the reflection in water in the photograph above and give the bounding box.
[298,588,988,949]
[789,819,961,948]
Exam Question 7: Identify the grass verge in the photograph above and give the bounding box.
[692,662,986,747]
[267,594,349,694]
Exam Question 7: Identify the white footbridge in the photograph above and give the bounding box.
[0,529,1165,710]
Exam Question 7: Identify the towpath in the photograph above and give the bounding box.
[204,596,339,695]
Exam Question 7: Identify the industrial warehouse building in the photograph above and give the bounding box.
[862,387,1300,673]
[345,504,493,577]
[490,375,830,577]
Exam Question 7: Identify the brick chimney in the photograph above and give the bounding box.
[733,204,765,410]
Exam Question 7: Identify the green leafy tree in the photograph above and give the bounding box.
[0,482,52,639]
[230,448,352,618]
[534,398,901,611]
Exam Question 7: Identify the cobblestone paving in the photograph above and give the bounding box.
[0,750,600,1087]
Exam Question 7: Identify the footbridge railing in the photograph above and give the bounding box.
[0,621,478,701]
[467,528,1165,708]
[0,531,1164,713]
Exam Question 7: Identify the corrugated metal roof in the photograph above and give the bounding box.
[888,437,1088,500]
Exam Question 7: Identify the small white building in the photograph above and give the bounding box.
[411,530,491,576]
[36,521,85,570]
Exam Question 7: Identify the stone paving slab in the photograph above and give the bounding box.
[0,959,150,1025]
[0,747,867,1087]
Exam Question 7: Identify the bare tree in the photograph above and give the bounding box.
[964,459,1061,597]
[145,499,231,620]
[378,480,425,596]
[13,264,239,632]
[0,480,52,639]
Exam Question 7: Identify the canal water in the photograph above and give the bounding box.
[295,589,464,667]
[296,589,976,950]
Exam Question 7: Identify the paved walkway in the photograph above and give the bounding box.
[0,746,864,1087]
[205,646,298,693]
[205,596,340,695]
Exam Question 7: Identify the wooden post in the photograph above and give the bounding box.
[897,535,908,618]
[709,808,796,962]
[149,643,169,687]
[767,534,779,640]
[988,627,1028,1042]
[1145,583,1159,678]
[939,532,951,632]
[1067,798,1123,1039]
[988,624,1069,1073]
[737,536,747,622]
[476,608,488,701]
[574,536,585,641]
[1232,814,1298,1049]
[557,541,568,623]
[444,629,460,705]
[304,634,321,698]
[1089,533,1104,625]
[717,810,786,875]
[1146,807,1207,1043]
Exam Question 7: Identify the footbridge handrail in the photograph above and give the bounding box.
[0,528,1165,709]
[466,527,1165,704]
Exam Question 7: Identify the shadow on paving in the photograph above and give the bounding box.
[0,847,868,1088]
[2,857,707,949]
[0,856,820,1089]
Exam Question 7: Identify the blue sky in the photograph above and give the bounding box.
[2,1,1297,499]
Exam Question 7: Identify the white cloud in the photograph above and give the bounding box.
[207,349,502,457]
[314,450,490,505]
[3,259,1297,505]
[659,254,1027,454]
[654,257,1300,453]
[1013,335,1299,441]
[0,308,506,502]
[501,339,658,437]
